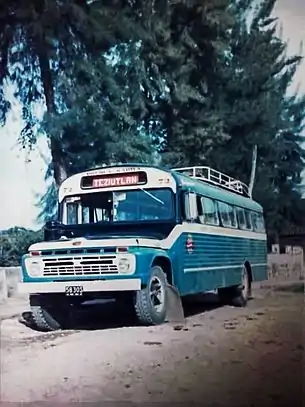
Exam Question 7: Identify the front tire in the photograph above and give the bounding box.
[134,266,168,325]
[30,294,71,331]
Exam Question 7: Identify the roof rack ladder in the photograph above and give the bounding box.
[171,166,250,197]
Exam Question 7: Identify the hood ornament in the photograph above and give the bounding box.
[72,237,86,246]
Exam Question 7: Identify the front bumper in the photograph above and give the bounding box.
[18,278,141,295]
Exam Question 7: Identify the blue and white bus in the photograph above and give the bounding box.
[18,164,268,331]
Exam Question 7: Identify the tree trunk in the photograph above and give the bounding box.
[50,137,68,186]
[38,48,68,186]
[248,144,257,198]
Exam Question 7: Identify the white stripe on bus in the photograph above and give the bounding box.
[161,223,266,248]
[184,263,268,273]
[29,224,267,252]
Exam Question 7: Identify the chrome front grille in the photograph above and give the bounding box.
[42,255,119,277]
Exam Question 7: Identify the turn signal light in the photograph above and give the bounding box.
[117,247,128,253]
[30,251,41,256]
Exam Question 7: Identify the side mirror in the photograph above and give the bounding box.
[185,192,198,222]
[45,220,61,229]
[44,220,63,241]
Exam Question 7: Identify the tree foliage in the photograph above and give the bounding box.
[0,227,43,267]
[43,45,155,176]
[0,0,139,185]
[205,0,305,238]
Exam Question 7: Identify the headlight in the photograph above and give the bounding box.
[25,258,43,277]
[118,255,135,274]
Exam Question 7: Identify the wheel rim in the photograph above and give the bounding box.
[149,276,165,314]
[241,268,249,298]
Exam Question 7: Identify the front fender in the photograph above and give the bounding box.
[133,248,171,285]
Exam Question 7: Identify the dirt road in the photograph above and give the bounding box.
[0,282,304,405]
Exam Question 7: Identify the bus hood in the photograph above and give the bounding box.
[43,220,176,245]
[28,235,162,252]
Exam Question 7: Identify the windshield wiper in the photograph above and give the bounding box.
[140,188,164,205]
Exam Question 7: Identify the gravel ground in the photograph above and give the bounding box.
[0,282,304,405]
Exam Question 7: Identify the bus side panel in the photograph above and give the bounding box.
[182,232,237,295]
[168,233,227,296]
[172,232,267,297]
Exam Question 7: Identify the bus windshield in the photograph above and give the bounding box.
[63,188,175,225]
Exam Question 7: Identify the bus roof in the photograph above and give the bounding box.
[58,163,263,212]
[173,172,263,212]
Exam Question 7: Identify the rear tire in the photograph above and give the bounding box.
[134,266,168,325]
[30,294,71,332]
[231,266,250,307]
[218,266,251,307]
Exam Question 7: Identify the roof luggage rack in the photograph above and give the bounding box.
[171,166,250,197]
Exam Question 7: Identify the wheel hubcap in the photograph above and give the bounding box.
[149,276,165,313]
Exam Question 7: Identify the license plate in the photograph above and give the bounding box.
[65,285,83,296]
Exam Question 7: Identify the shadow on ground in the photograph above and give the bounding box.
[19,293,224,333]
[272,281,304,293]
[20,281,303,333]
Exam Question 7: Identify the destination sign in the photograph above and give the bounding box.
[81,172,147,189]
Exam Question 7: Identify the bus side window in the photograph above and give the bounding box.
[197,195,205,224]
[255,212,265,232]
[259,214,265,232]
[229,205,237,228]
[218,202,231,227]
[183,192,198,222]
[219,202,237,228]
[251,211,258,230]
[244,210,252,230]
[201,197,219,225]
[258,213,265,232]
[236,207,246,229]
[251,212,265,232]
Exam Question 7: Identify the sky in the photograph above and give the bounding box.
[0,0,305,231]
[274,0,305,90]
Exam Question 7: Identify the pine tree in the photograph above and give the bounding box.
[206,0,305,238]
[258,93,305,238]
[138,0,234,167]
